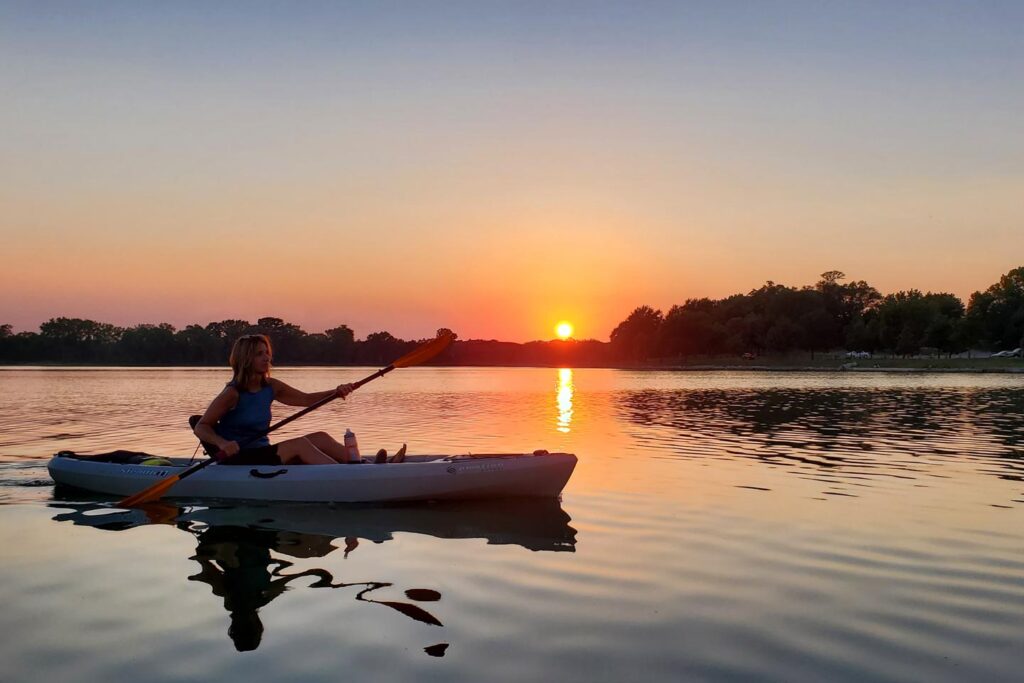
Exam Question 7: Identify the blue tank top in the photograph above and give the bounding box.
[215,382,274,448]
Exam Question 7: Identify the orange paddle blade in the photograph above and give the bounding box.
[393,332,454,368]
[118,474,182,508]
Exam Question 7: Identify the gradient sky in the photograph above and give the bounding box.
[2,1,1021,342]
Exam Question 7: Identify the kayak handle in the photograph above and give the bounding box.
[249,469,289,479]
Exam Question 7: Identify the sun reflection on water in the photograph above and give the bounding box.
[556,368,574,433]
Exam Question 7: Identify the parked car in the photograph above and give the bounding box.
[989,348,1022,358]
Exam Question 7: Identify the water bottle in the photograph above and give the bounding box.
[344,429,361,463]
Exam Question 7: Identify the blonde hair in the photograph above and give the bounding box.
[229,334,272,389]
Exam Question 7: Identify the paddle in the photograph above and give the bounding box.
[117,332,454,507]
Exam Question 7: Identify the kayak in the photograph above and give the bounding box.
[47,450,577,503]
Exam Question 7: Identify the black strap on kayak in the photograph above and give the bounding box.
[249,469,288,479]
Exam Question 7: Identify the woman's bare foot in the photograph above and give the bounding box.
[389,444,407,463]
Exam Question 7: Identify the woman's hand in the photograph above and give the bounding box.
[336,383,356,400]
[220,441,240,457]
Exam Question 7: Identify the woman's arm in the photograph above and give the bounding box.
[269,378,355,407]
[194,386,240,455]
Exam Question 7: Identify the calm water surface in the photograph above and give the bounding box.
[1,367,1022,682]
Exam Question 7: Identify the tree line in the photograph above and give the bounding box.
[0,316,607,367]
[610,267,1024,361]
[1,267,1021,366]
[0,317,459,366]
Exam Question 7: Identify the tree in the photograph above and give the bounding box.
[205,320,254,359]
[896,326,922,356]
[844,314,877,352]
[875,290,965,356]
[360,331,402,365]
[436,328,458,341]
[765,317,804,352]
[254,317,307,363]
[431,328,459,364]
[920,293,965,355]
[0,331,41,363]
[722,316,749,354]
[609,306,663,361]
[117,323,179,364]
[323,325,356,363]
[799,309,839,355]
[966,266,1024,350]
[176,324,222,364]
[298,333,331,363]
[814,270,881,347]
[661,303,721,356]
[39,317,122,362]
[0,324,13,362]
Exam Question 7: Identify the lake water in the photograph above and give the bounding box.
[1,367,1022,682]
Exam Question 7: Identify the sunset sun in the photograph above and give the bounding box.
[555,321,574,340]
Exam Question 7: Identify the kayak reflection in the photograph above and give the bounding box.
[50,496,577,653]
[50,495,578,552]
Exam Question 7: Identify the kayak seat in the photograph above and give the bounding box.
[188,415,221,458]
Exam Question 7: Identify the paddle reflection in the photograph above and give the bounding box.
[49,496,577,654]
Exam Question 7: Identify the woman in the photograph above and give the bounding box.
[193,334,357,465]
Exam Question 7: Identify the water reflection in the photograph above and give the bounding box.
[50,497,576,653]
[616,387,1024,498]
[186,524,427,652]
[556,368,574,433]
[189,524,449,651]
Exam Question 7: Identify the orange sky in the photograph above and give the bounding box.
[1,4,1021,342]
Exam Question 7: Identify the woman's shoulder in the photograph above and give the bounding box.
[208,383,240,412]
[225,379,273,395]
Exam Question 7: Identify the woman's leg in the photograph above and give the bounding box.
[304,431,352,463]
[276,437,338,465]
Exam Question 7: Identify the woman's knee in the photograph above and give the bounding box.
[274,440,292,463]
[279,437,312,459]
[279,436,309,450]
[282,437,338,465]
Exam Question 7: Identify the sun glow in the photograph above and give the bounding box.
[555,321,574,340]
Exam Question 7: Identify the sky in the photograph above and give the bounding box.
[1,1,1021,342]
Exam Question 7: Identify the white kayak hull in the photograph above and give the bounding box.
[48,452,577,503]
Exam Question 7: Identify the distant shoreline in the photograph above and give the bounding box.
[1,362,1022,374]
